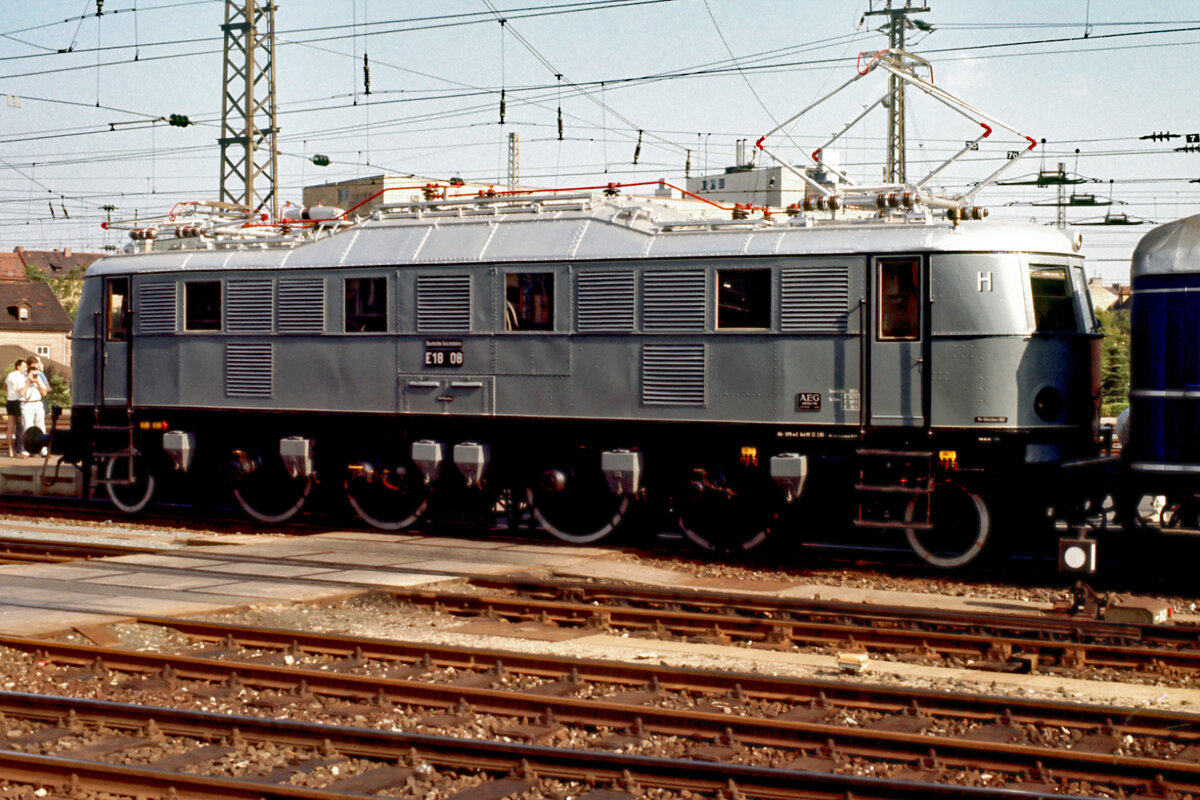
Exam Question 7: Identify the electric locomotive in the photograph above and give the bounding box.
[64,189,1102,567]
[62,50,1106,567]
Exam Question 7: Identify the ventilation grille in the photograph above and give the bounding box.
[644,270,705,331]
[642,344,705,406]
[577,271,636,332]
[225,343,272,398]
[137,283,176,334]
[781,266,851,333]
[227,279,273,333]
[278,278,325,334]
[417,275,471,332]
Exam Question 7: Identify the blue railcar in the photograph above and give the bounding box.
[1127,215,1200,512]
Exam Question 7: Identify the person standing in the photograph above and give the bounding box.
[4,360,29,458]
[22,358,50,457]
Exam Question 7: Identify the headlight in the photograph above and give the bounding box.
[1034,387,1063,422]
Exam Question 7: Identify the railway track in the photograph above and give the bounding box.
[0,535,162,564]
[387,577,1200,675]
[0,691,1120,800]
[3,616,1200,797]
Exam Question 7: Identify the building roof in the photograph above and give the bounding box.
[0,253,25,281]
[12,246,104,274]
[0,282,73,332]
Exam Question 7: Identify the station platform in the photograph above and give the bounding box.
[0,528,615,638]
[0,452,85,498]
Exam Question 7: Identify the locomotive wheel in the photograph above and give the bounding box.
[904,484,991,569]
[677,466,775,554]
[345,453,429,531]
[526,456,630,544]
[104,451,156,514]
[232,449,314,524]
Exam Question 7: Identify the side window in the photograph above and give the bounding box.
[1029,266,1078,333]
[505,273,553,331]
[717,269,770,329]
[1071,265,1098,332]
[184,281,221,331]
[878,257,920,341]
[105,278,129,341]
[345,276,387,332]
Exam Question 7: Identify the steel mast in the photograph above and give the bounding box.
[218,0,279,218]
[863,1,930,185]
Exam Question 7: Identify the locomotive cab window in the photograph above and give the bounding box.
[717,269,770,329]
[505,272,553,331]
[184,281,221,331]
[877,257,920,340]
[1029,266,1078,333]
[345,277,387,333]
[105,278,129,342]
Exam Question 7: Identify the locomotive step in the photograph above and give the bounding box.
[854,483,932,495]
[853,519,935,531]
[91,425,134,432]
[91,450,135,460]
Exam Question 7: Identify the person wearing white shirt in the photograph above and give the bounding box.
[22,358,50,457]
[4,360,29,458]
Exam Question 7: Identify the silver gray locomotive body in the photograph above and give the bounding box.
[70,193,1101,565]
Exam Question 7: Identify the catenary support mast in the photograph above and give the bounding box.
[219,0,279,218]
[864,1,929,185]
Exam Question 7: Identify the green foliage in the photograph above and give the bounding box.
[1096,307,1131,418]
[23,262,88,320]
[46,374,70,408]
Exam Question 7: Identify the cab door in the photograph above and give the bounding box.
[100,277,131,405]
[868,256,926,427]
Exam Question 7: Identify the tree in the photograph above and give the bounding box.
[1096,307,1130,418]
[23,262,88,321]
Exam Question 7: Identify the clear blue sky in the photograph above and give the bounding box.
[2,0,1198,281]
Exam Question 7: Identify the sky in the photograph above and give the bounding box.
[2,0,1199,282]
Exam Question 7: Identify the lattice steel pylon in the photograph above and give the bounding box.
[507,132,520,191]
[864,1,929,185]
[218,0,279,218]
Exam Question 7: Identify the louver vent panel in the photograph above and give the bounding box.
[642,344,705,406]
[277,278,325,334]
[417,275,471,332]
[227,279,273,332]
[137,283,176,334]
[577,271,635,332]
[225,343,272,398]
[781,267,851,333]
[644,270,705,331]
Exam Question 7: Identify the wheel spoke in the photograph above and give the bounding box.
[345,453,429,531]
[677,466,775,554]
[527,459,629,544]
[104,452,156,514]
[905,485,991,568]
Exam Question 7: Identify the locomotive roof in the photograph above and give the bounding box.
[86,195,1079,276]
[1132,214,1200,279]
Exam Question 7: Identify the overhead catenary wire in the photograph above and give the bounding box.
[3,5,1198,256]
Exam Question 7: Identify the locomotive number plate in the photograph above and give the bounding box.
[795,392,822,412]
[424,339,464,368]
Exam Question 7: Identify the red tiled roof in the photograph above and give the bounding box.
[0,253,25,282]
[0,282,73,331]
[12,247,103,274]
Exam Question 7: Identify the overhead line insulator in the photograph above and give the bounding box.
[633,129,642,165]
[363,52,370,96]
